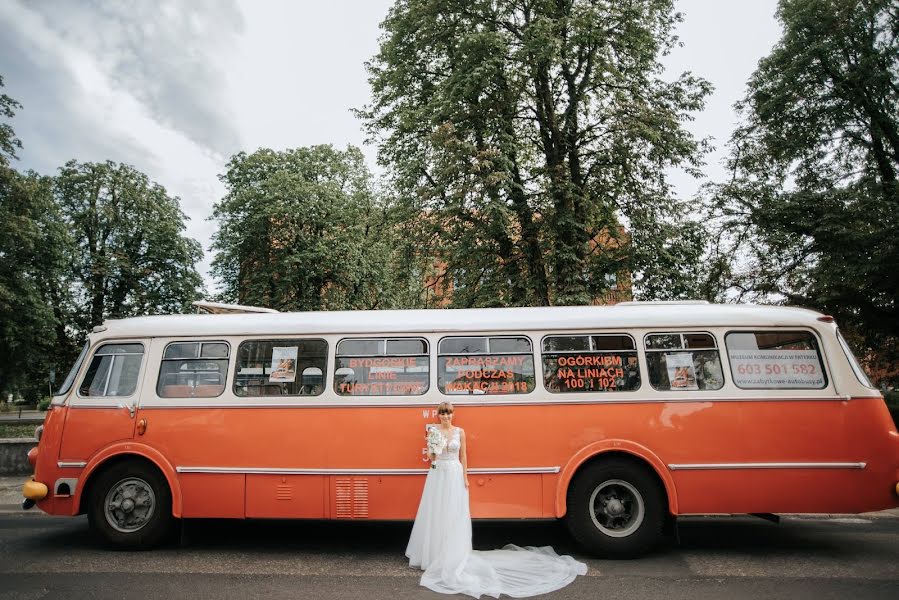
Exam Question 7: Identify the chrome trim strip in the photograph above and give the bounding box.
[668,462,866,471]
[57,461,87,468]
[175,466,560,475]
[137,395,849,409]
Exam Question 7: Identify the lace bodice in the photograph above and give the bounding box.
[436,427,462,462]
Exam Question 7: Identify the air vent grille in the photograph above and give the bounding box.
[335,477,369,518]
[275,484,292,501]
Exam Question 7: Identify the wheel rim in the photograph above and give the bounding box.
[104,477,156,533]
[588,479,645,538]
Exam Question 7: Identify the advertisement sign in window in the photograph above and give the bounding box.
[269,346,298,383]
[729,349,824,388]
[664,353,699,390]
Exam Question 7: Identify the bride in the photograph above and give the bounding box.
[405,402,588,598]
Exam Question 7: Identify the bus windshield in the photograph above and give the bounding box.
[56,342,89,396]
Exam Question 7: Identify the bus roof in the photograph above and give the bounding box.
[94,303,828,339]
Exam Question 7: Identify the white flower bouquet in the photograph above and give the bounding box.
[426,424,445,468]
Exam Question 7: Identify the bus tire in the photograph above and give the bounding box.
[87,460,173,549]
[565,458,665,558]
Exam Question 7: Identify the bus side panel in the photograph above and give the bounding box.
[134,399,893,520]
[469,474,543,518]
[246,474,326,518]
[844,397,899,512]
[59,407,136,461]
[672,470,868,514]
[179,473,245,518]
[326,475,426,519]
[363,475,427,519]
[741,399,847,512]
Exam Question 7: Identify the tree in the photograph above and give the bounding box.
[211,145,423,311]
[0,168,74,401]
[54,161,204,330]
[706,0,899,382]
[0,78,74,401]
[0,75,22,166]
[359,0,711,306]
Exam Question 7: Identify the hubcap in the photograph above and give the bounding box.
[104,477,156,533]
[588,479,645,538]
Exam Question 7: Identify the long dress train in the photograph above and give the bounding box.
[405,427,588,598]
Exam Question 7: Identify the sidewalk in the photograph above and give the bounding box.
[2,475,898,518]
[0,410,44,423]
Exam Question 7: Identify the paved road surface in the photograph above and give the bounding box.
[1,506,897,600]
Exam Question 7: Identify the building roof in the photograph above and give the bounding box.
[94,302,829,339]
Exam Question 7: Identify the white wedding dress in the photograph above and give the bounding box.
[405,427,588,598]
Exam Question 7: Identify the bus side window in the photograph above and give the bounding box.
[725,331,827,389]
[644,333,724,391]
[334,337,429,396]
[157,341,230,398]
[542,334,640,393]
[438,336,535,395]
[234,339,328,397]
[78,343,145,397]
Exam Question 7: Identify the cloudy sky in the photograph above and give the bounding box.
[0,0,781,291]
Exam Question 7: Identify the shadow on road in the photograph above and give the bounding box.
[17,513,877,560]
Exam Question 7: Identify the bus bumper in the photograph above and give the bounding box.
[22,479,48,505]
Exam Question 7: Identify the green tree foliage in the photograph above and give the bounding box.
[707,0,899,379]
[0,79,74,401]
[359,0,711,306]
[211,145,422,311]
[0,168,74,401]
[55,161,204,329]
[0,75,22,166]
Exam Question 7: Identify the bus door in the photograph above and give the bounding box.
[59,342,147,462]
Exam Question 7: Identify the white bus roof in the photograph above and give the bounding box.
[95,303,829,339]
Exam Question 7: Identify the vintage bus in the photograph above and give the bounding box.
[20,301,899,556]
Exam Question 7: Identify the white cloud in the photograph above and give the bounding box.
[0,0,244,289]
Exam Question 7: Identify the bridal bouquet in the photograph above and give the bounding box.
[426,424,445,468]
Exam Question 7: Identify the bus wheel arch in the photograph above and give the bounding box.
[557,445,676,558]
[76,445,182,519]
[82,454,175,548]
[556,443,677,518]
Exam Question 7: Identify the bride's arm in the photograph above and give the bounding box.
[460,429,469,488]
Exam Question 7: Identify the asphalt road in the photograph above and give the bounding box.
[1,509,897,600]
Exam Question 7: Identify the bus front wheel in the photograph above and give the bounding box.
[565,458,665,558]
[87,460,173,549]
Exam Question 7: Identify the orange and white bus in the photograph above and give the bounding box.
[21,301,899,556]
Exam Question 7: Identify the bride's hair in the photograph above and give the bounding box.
[437,401,454,414]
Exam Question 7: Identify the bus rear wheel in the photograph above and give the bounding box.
[565,458,665,558]
[87,460,173,549]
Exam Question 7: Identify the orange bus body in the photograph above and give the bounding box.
[22,303,899,552]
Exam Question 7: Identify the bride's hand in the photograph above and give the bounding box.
[464,477,470,489]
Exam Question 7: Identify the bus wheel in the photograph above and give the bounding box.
[565,458,665,558]
[87,460,173,549]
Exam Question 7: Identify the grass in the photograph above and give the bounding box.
[0,424,37,439]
